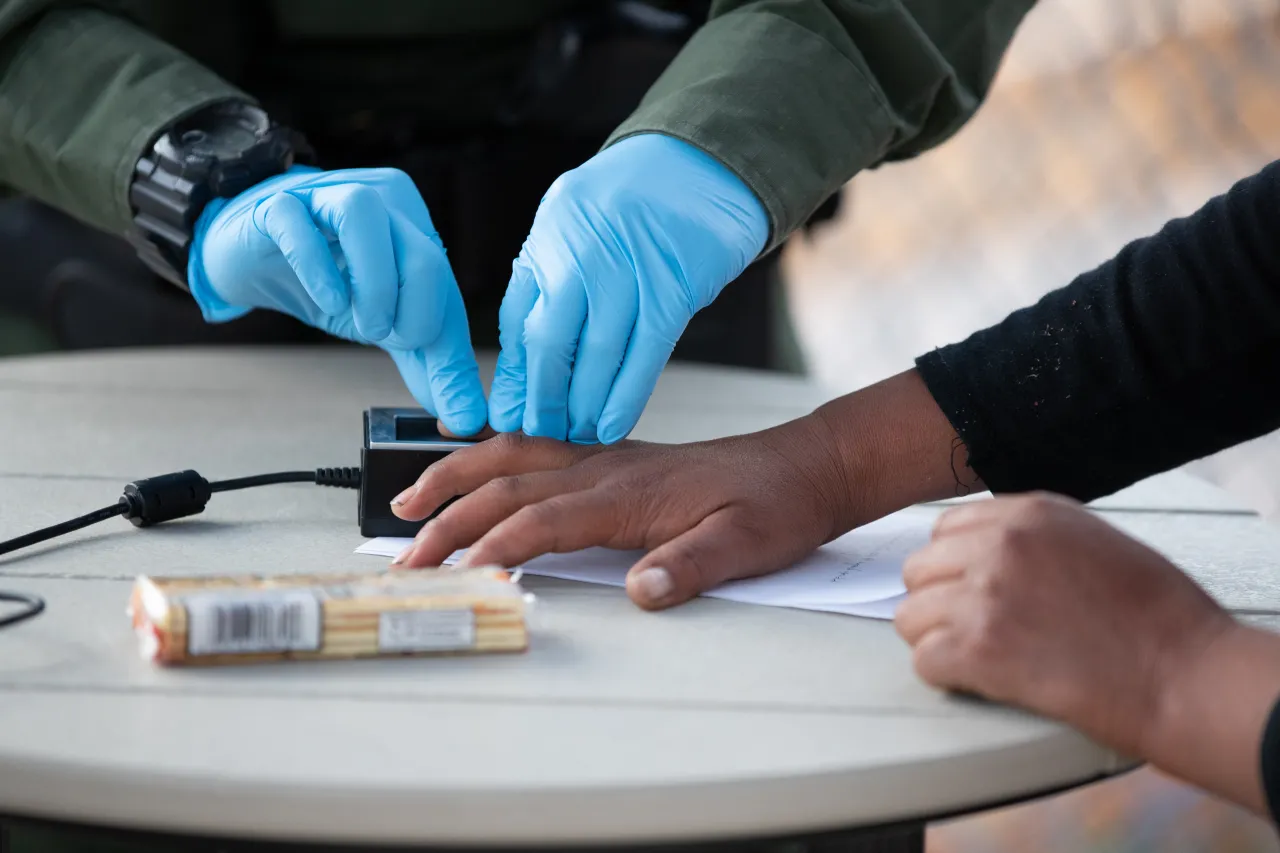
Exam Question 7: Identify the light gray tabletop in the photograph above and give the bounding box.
[0,347,1277,847]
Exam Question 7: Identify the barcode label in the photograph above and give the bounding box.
[378,609,475,653]
[185,591,322,656]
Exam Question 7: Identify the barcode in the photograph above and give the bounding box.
[185,591,322,656]
[214,601,309,645]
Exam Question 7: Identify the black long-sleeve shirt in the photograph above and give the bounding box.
[917,160,1280,502]
[914,159,1280,823]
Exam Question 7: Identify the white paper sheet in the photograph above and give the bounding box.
[355,506,938,621]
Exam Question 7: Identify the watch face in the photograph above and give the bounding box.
[155,102,273,176]
[178,124,260,159]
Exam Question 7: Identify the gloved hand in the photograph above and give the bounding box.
[188,165,487,436]
[488,134,769,443]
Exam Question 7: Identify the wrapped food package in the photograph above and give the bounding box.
[128,567,532,666]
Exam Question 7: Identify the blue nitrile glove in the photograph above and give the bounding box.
[488,134,769,444]
[188,165,487,436]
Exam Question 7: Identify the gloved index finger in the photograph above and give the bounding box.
[308,184,398,343]
[565,266,636,443]
[597,317,680,444]
[520,283,586,441]
[487,257,538,434]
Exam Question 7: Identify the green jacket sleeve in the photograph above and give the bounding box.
[605,0,1038,252]
[0,1,249,236]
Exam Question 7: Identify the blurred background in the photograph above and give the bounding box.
[779,0,1280,849]
[783,0,1280,526]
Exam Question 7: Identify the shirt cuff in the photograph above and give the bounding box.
[602,10,895,254]
[915,346,1030,497]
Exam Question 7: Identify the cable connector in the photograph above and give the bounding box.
[121,470,212,528]
[315,467,362,489]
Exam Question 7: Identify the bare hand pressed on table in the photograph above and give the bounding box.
[392,370,959,610]
[390,421,851,610]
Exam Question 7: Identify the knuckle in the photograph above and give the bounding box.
[397,243,439,282]
[580,319,634,353]
[256,191,286,217]
[461,535,509,568]
[892,602,918,641]
[250,193,290,235]
[415,462,450,494]
[1008,494,1058,529]
[992,517,1038,557]
[901,550,928,588]
[966,608,1006,656]
[667,541,717,590]
[420,513,456,544]
[491,430,534,455]
[377,167,414,189]
[545,169,587,202]
[338,184,384,217]
[524,498,568,529]
[1028,489,1078,508]
[598,185,639,213]
[912,645,947,687]
[483,474,529,501]
[724,512,771,552]
[971,565,1006,601]
[620,481,677,537]
[505,500,566,543]
[522,322,574,354]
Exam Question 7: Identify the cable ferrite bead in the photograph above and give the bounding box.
[315,467,362,489]
[121,470,213,527]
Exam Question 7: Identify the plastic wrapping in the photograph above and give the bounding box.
[128,567,532,666]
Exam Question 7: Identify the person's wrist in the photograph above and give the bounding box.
[185,196,251,323]
[1145,617,1264,756]
[811,369,980,531]
[1139,617,1280,814]
[761,411,858,543]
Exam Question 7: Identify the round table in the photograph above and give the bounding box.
[1,347,1278,852]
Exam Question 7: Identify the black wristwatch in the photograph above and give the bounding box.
[126,100,314,289]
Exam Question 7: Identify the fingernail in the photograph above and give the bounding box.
[632,567,674,603]
[390,484,418,507]
[392,544,414,565]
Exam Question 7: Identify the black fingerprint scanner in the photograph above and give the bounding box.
[359,407,478,538]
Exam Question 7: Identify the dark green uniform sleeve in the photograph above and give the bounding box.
[0,1,249,236]
[606,0,1037,252]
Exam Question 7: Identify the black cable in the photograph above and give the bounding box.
[0,466,362,630]
[0,502,127,557]
[208,467,361,493]
[209,471,317,493]
[0,591,44,629]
